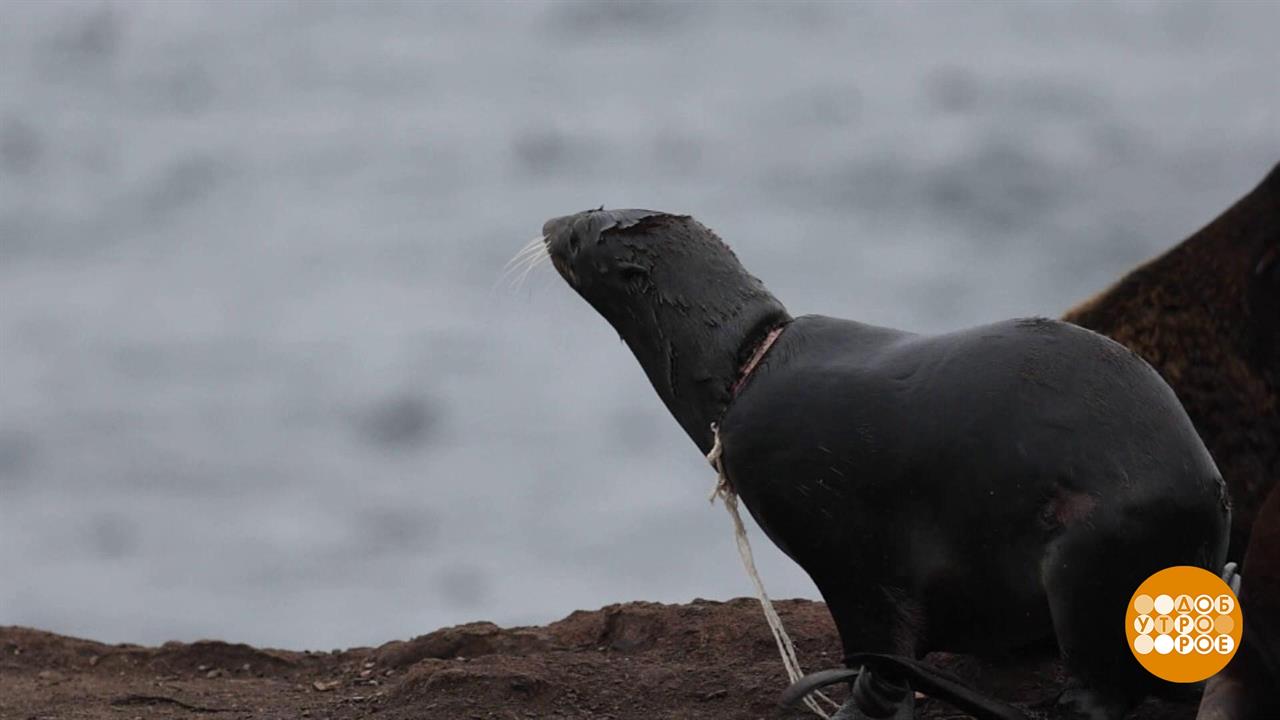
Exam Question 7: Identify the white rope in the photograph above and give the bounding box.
[707,426,839,719]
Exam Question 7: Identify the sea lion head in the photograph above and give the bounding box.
[540,208,789,452]
[541,209,669,296]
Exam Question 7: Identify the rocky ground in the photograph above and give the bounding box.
[2,599,1197,720]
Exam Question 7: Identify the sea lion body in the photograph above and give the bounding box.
[541,209,1231,719]
[721,314,1227,663]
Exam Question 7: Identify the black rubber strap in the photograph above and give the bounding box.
[844,653,1028,720]
[778,668,860,708]
[779,654,1028,720]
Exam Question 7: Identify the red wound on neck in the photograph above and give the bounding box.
[731,325,785,398]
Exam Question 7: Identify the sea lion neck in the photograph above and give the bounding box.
[616,288,789,455]
[543,210,790,454]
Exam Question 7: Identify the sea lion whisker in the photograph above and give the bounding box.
[503,250,542,282]
[503,236,548,270]
[498,238,551,292]
[509,249,544,276]
[516,241,550,271]
[495,260,533,293]
[499,245,547,287]
[511,249,551,291]
[504,246,551,292]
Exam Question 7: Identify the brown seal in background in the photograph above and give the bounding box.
[1064,163,1280,559]
[1065,163,1280,720]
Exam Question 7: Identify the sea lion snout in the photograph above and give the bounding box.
[540,213,579,254]
[541,213,581,283]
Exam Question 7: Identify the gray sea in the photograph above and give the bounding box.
[1,0,1277,649]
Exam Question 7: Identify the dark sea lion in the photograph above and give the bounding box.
[541,209,1230,720]
[1062,162,1280,720]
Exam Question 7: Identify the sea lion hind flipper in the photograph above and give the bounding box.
[843,653,1030,720]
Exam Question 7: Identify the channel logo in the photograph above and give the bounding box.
[1125,565,1242,682]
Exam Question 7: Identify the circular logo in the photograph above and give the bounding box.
[1126,566,1242,682]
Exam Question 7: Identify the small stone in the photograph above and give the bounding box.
[88,655,100,667]
[196,664,210,672]
[313,680,340,692]
[205,668,225,678]
[362,661,375,669]
[359,669,372,678]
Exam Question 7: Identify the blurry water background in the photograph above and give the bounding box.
[1,0,1278,649]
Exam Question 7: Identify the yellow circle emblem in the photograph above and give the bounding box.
[1126,566,1242,682]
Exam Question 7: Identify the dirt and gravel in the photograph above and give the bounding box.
[2,598,1197,720]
